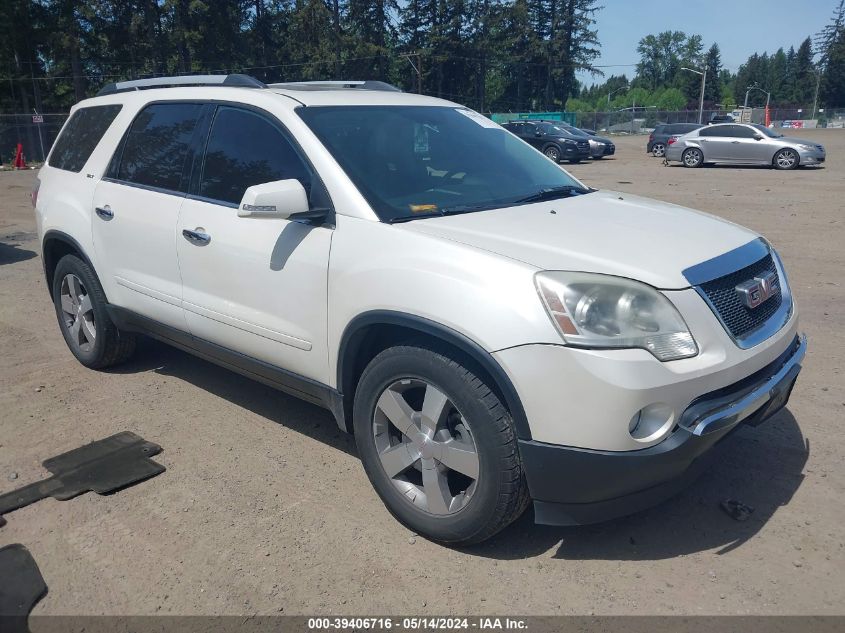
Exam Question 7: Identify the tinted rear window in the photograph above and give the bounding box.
[115,103,204,192]
[48,105,122,172]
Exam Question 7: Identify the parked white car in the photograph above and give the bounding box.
[35,75,805,545]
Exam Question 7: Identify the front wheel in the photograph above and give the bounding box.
[52,255,136,368]
[353,344,529,545]
[773,148,799,170]
[543,146,561,162]
[682,147,703,168]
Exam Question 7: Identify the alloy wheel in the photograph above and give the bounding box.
[544,147,560,162]
[683,148,702,167]
[776,149,797,169]
[372,379,479,516]
[60,273,96,352]
[652,143,666,157]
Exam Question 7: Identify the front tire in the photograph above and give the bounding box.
[682,147,703,168]
[353,344,529,545]
[543,146,561,162]
[52,255,136,369]
[773,148,799,170]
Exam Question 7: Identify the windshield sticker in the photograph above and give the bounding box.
[409,204,438,214]
[414,124,430,154]
[456,108,499,129]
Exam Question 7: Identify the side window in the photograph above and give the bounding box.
[116,103,204,192]
[199,107,311,205]
[699,126,722,137]
[48,105,122,172]
[731,125,757,138]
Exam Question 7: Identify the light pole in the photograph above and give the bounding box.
[745,85,771,123]
[682,66,706,124]
[812,69,822,120]
[607,85,627,109]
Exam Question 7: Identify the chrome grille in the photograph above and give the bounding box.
[698,254,782,339]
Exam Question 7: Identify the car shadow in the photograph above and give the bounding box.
[108,337,357,457]
[466,409,807,561]
[107,337,808,561]
[0,241,37,265]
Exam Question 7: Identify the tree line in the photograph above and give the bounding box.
[572,2,845,114]
[0,0,601,114]
[1,0,842,116]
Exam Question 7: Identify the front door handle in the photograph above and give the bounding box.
[95,205,114,220]
[731,141,740,144]
[182,228,211,245]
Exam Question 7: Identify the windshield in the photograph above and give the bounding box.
[297,106,588,222]
[752,124,783,138]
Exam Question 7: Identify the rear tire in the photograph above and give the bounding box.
[52,255,136,369]
[682,147,703,168]
[353,344,529,545]
[652,143,666,157]
[773,148,799,170]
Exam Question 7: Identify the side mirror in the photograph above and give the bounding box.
[535,130,542,137]
[238,179,309,219]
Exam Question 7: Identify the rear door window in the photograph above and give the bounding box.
[48,105,122,172]
[114,103,204,193]
[198,106,311,206]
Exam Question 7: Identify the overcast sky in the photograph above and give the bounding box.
[577,0,839,86]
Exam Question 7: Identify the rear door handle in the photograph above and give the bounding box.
[182,228,211,245]
[95,206,114,220]
[731,141,740,144]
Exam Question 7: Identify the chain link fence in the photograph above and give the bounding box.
[571,107,845,134]
[0,113,69,165]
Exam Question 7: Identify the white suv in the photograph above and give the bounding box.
[35,75,806,545]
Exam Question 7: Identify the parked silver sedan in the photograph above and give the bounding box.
[666,123,826,170]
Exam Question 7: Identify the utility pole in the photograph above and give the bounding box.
[401,53,422,94]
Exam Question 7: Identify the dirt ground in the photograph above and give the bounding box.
[0,129,843,616]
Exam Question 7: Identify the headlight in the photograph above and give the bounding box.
[535,272,698,361]
[798,144,816,151]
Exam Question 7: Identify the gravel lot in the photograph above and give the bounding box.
[1,129,843,616]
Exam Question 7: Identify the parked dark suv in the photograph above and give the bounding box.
[647,123,703,157]
[501,121,590,163]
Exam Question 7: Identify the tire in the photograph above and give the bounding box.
[52,254,136,369]
[652,143,666,157]
[773,148,799,170]
[682,147,703,168]
[353,344,529,545]
[543,146,561,162]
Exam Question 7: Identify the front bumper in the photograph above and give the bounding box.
[797,148,826,165]
[519,334,806,526]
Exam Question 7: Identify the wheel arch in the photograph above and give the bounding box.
[42,230,104,299]
[336,310,532,440]
[772,146,800,166]
[541,142,561,156]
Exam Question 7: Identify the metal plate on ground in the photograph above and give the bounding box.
[0,543,47,632]
[0,431,165,524]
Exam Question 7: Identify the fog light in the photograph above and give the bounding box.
[629,403,675,442]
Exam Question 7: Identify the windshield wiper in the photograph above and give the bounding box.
[514,185,591,204]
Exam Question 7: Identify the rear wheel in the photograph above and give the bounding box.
[353,344,529,545]
[773,148,799,170]
[652,143,666,157]
[682,147,703,168]
[543,146,561,162]
[52,255,136,369]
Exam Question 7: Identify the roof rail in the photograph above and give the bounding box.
[97,73,266,96]
[268,80,401,93]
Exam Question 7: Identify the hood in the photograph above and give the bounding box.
[591,135,613,144]
[782,137,823,147]
[399,191,759,289]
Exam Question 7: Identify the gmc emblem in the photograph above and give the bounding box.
[735,271,779,309]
